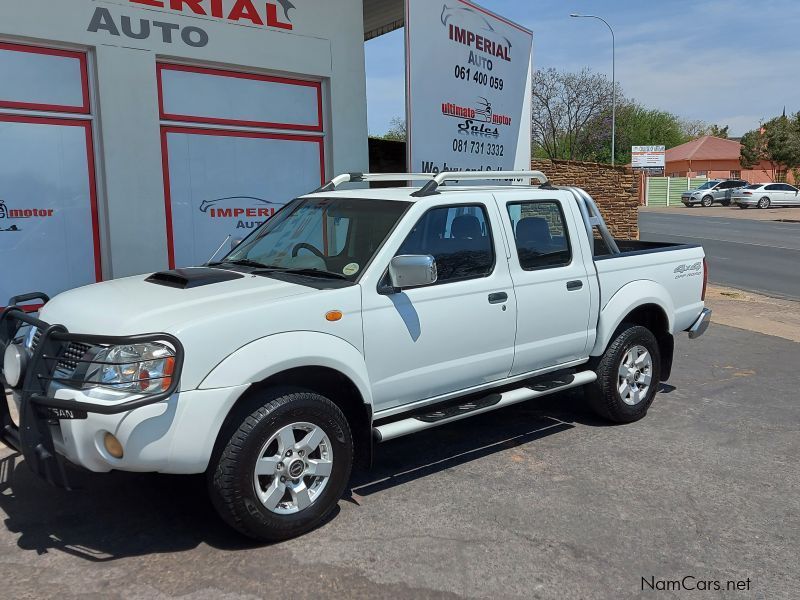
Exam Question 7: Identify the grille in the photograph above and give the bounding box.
[30,329,92,371]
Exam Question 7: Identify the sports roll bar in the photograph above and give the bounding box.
[562,186,621,255]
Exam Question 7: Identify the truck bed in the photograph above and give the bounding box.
[593,238,698,258]
[591,238,706,337]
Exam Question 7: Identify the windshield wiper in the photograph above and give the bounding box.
[209,258,271,269]
[256,267,349,280]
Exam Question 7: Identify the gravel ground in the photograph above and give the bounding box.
[0,323,797,599]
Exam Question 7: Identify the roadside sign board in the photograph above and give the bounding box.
[405,0,533,177]
[632,145,666,168]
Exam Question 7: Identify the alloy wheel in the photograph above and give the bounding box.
[617,345,653,406]
[253,422,334,515]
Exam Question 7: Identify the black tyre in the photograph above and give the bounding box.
[758,196,770,209]
[738,204,748,209]
[721,199,731,207]
[209,390,353,541]
[701,195,714,207]
[586,324,661,423]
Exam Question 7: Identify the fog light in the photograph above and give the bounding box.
[103,432,124,459]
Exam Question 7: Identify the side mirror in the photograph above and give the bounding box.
[230,238,243,251]
[389,255,438,290]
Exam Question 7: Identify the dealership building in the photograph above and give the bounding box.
[0,0,406,304]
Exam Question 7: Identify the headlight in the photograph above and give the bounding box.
[85,343,176,394]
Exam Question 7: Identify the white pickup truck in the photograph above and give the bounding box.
[1,171,710,541]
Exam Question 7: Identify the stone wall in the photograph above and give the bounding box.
[532,159,639,239]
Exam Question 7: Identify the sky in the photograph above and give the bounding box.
[365,0,800,137]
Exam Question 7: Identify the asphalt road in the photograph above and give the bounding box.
[0,324,797,599]
[640,211,800,300]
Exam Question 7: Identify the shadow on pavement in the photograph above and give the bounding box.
[0,387,614,561]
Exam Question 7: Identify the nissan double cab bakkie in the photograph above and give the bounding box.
[0,171,711,541]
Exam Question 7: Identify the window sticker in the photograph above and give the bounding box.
[343,263,360,276]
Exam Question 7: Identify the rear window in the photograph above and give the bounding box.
[744,184,762,189]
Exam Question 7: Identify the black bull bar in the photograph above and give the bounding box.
[0,293,184,489]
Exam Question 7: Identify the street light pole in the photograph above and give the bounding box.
[570,13,616,166]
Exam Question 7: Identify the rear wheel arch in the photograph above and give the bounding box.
[607,304,674,381]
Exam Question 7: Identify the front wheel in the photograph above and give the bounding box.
[701,195,714,207]
[758,197,771,209]
[586,324,661,423]
[209,390,353,541]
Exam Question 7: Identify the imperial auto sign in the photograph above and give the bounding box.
[406,0,533,176]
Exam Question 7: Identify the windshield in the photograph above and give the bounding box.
[220,197,410,281]
[696,181,720,190]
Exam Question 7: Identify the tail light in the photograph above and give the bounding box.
[701,258,708,301]
[743,191,752,196]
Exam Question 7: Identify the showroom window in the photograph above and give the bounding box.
[0,42,100,308]
[157,63,326,268]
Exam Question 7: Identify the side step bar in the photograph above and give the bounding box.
[373,370,597,442]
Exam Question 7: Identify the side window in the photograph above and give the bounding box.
[507,202,572,270]
[765,184,780,191]
[397,204,494,283]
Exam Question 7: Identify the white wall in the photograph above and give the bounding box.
[0,0,369,278]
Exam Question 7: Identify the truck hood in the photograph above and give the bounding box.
[39,268,315,336]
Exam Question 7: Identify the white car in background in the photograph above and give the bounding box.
[733,183,800,209]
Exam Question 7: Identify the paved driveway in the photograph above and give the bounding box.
[1,324,798,599]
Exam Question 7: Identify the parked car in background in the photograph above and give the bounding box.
[733,183,800,209]
[681,179,749,207]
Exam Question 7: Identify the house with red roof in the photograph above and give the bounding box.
[665,135,794,184]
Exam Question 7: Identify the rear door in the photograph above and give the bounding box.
[778,184,799,205]
[496,192,592,375]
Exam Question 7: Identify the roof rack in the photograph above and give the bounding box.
[313,170,550,195]
[313,173,437,193]
[411,170,550,197]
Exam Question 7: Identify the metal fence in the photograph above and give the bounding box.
[645,177,708,206]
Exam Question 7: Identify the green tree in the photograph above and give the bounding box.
[583,101,687,165]
[708,124,729,139]
[740,112,800,180]
[531,68,616,160]
[382,117,406,142]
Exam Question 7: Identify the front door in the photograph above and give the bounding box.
[362,201,517,411]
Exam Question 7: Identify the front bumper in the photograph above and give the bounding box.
[0,297,185,488]
[681,197,698,206]
[687,308,712,339]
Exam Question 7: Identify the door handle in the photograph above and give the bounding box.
[488,292,508,304]
[566,280,584,291]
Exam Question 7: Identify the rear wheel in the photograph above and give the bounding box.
[701,195,714,207]
[586,324,661,423]
[758,196,771,209]
[209,390,353,541]
[721,199,731,207]
[738,204,748,209]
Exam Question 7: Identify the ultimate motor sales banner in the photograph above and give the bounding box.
[406,0,533,175]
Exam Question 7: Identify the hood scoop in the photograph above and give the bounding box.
[145,268,244,289]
